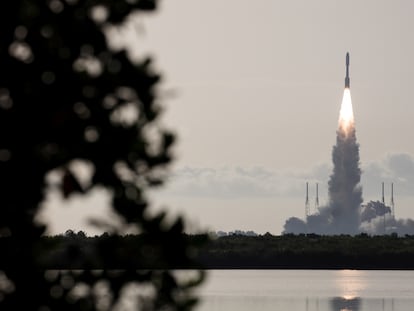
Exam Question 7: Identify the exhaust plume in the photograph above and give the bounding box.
[284,88,363,235]
[326,88,363,234]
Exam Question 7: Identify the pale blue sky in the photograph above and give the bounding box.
[42,0,414,234]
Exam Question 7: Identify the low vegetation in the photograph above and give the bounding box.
[198,233,414,269]
[2,232,414,269]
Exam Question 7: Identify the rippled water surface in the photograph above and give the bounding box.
[196,270,414,311]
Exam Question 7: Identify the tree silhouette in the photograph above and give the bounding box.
[0,1,203,309]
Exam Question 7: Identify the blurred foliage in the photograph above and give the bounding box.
[0,0,205,309]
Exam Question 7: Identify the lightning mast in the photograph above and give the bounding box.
[390,183,395,219]
[381,182,386,234]
[305,182,310,218]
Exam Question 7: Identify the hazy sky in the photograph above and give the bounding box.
[42,0,414,235]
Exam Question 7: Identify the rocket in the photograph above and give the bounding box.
[345,52,350,88]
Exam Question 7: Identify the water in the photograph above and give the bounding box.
[196,270,414,311]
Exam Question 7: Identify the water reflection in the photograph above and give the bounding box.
[330,297,361,311]
[328,270,364,311]
[334,270,367,300]
[198,270,413,311]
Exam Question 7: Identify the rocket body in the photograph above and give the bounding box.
[345,52,350,88]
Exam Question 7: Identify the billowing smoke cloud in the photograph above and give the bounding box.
[360,200,390,223]
[325,124,363,234]
[284,89,363,235]
[285,197,414,235]
[359,200,414,235]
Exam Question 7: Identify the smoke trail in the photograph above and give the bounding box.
[326,110,363,234]
[284,89,363,235]
[314,88,363,234]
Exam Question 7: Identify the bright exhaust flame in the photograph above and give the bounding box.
[338,88,354,135]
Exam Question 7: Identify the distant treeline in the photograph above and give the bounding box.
[2,232,414,269]
[198,233,414,269]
